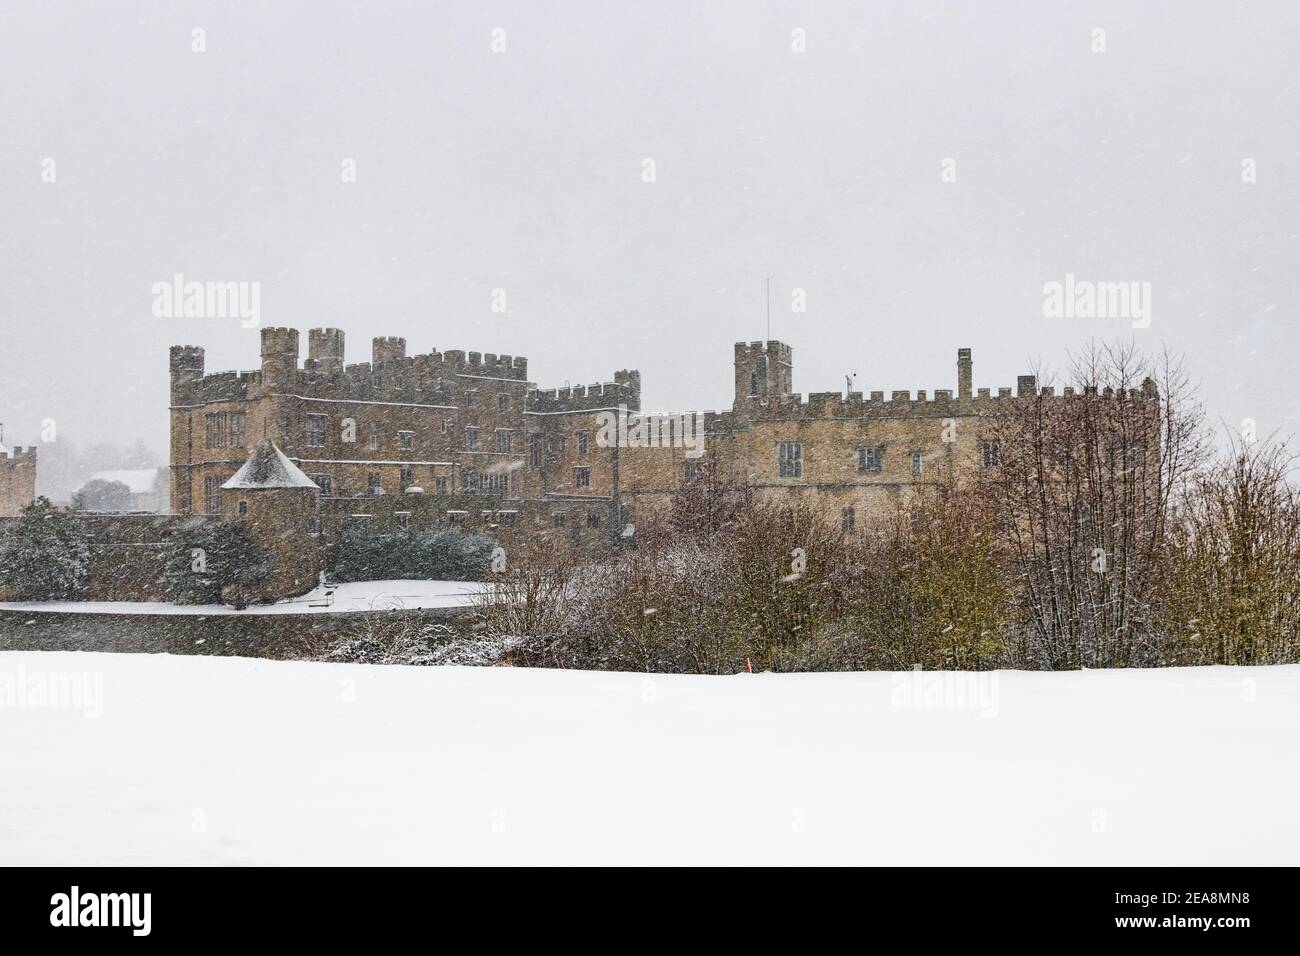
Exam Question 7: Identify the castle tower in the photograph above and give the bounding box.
[372,336,406,366]
[613,369,642,411]
[307,327,345,374]
[957,348,973,401]
[0,444,37,517]
[733,340,793,421]
[222,439,321,603]
[260,327,300,390]
[168,346,205,515]
[169,345,205,404]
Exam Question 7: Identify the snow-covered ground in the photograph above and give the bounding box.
[2,651,1297,865]
[0,579,485,616]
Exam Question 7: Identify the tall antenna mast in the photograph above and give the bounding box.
[765,277,771,342]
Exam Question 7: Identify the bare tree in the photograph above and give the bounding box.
[979,342,1205,668]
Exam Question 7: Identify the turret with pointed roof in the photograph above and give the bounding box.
[223,440,319,491]
[220,439,322,602]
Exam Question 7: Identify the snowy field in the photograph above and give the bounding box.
[2,651,1297,865]
[0,579,485,616]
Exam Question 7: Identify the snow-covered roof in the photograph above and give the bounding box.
[86,469,161,494]
[223,440,320,491]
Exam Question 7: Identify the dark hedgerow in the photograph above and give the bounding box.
[331,522,496,582]
[0,497,91,600]
[164,520,275,606]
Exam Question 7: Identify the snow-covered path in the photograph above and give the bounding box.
[0,579,486,616]
[2,652,1296,865]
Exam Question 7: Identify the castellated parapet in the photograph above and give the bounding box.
[170,341,263,405]
[737,347,1159,426]
[169,327,531,407]
[752,380,1156,423]
[527,369,642,414]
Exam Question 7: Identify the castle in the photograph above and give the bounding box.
[0,327,1142,605]
[170,327,1049,543]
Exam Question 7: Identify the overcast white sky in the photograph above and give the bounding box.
[2,0,1297,457]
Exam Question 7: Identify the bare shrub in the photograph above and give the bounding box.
[321,610,527,667]
[895,487,1016,669]
[1163,437,1300,664]
[324,611,457,665]
[477,489,1015,674]
[474,536,581,666]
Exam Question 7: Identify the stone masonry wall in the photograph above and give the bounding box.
[0,447,37,517]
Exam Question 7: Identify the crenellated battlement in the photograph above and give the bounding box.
[735,340,793,362]
[296,346,529,402]
[759,389,966,420]
[1,445,37,461]
[171,368,262,406]
[527,378,641,414]
[445,349,530,380]
[169,334,1162,419]
[170,329,532,406]
[754,376,1156,422]
[526,365,641,414]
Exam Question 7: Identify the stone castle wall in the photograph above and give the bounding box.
[0,446,36,517]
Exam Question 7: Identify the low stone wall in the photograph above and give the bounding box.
[318,490,615,557]
[0,605,476,661]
